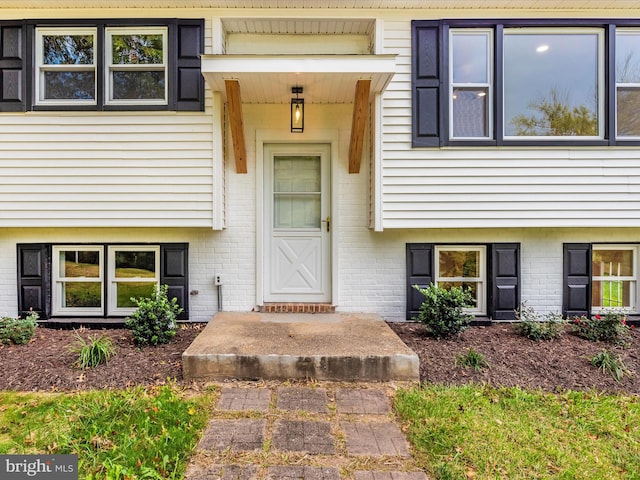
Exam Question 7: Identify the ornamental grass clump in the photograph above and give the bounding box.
[572,311,630,344]
[413,283,474,339]
[590,349,630,382]
[69,332,116,369]
[514,303,566,341]
[126,284,183,346]
[455,347,490,372]
[0,310,38,345]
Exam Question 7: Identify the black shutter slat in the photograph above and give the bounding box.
[490,243,520,320]
[161,243,189,320]
[17,244,50,319]
[0,22,26,112]
[411,21,441,147]
[173,20,203,111]
[563,243,592,318]
[406,243,434,320]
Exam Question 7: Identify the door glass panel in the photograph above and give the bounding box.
[273,155,321,228]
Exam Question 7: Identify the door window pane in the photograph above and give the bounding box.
[273,156,321,229]
[504,30,601,138]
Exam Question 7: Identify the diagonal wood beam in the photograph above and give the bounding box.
[225,79,247,174]
[348,79,371,174]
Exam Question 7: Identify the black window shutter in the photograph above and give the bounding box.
[489,243,520,320]
[17,244,50,319]
[406,243,434,320]
[171,20,204,111]
[0,22,26,112]
[161,243,189,320]
[563,243,592,318]
[411,20,442,147]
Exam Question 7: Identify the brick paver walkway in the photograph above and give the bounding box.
[186,384,428,480]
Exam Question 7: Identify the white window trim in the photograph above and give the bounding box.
[449,28,493,140]
[592,244,638,313]
[502,27,605,141]
[435,245,486,315]
[52,245,104,316]
[104,27,168,106]
[615,28,640,139]
[35,27,97,106]
[107,245,160,316]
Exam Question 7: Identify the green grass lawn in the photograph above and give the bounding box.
[395,384,640,480]
[0,385,214,479]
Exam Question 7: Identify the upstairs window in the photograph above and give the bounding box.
[105,27,167,105]
[0,19,204,112]
[412,20,640,147]
[36,28,97,105]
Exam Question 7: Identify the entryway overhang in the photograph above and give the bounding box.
[201,54,397,173]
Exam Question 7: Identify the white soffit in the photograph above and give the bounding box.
[201,54,397,104]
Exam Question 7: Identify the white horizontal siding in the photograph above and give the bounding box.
[380,16,640,229]
[0,112,214,227]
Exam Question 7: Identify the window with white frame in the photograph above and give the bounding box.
[616,29,640,138]
[108,246,160,316]
[52,246,103,315]
[35,28,97,105]
[592,245,637,311]
[105,27,168,105]
[450,29,493,139]
[435,245,486,314]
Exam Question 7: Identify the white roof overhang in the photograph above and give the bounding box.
[200,54,397,104]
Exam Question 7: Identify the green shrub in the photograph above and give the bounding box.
[571,311,630,344]
[0,310,38,345]
[68,332,116,368]
[514,304,566,340]
[590,349,630,382]
[455,348,490,372]
[413,283,474,339]
[125,284,183,346]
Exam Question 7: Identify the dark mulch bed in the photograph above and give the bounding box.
[0,325,203,391]
[2,322,639,393]
[389,322,640,394]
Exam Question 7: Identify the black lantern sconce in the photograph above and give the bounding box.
[290,86,304,133]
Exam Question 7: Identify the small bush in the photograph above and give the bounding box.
[572,311,630,344]
[413,283,474,339]
[0,310,38,345]
[514,304,566,341]
[455,348,490,372]
[125,284,183,346]
[590,349,630,382]
[69,332,116,368]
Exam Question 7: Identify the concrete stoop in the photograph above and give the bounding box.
[182,312,420,382]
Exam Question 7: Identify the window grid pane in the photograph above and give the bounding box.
[450,30,492,139]
[436,246,486,313]
[592,247,637,310]
[503,29,602,138]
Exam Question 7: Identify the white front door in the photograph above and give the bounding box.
[264,143,331,302]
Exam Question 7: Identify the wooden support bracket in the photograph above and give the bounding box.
[348,79,371,174]
[225,79,247,174]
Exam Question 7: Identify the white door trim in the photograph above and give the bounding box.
[256,129,339,307]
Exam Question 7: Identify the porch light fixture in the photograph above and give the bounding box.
[291,86,304,133]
